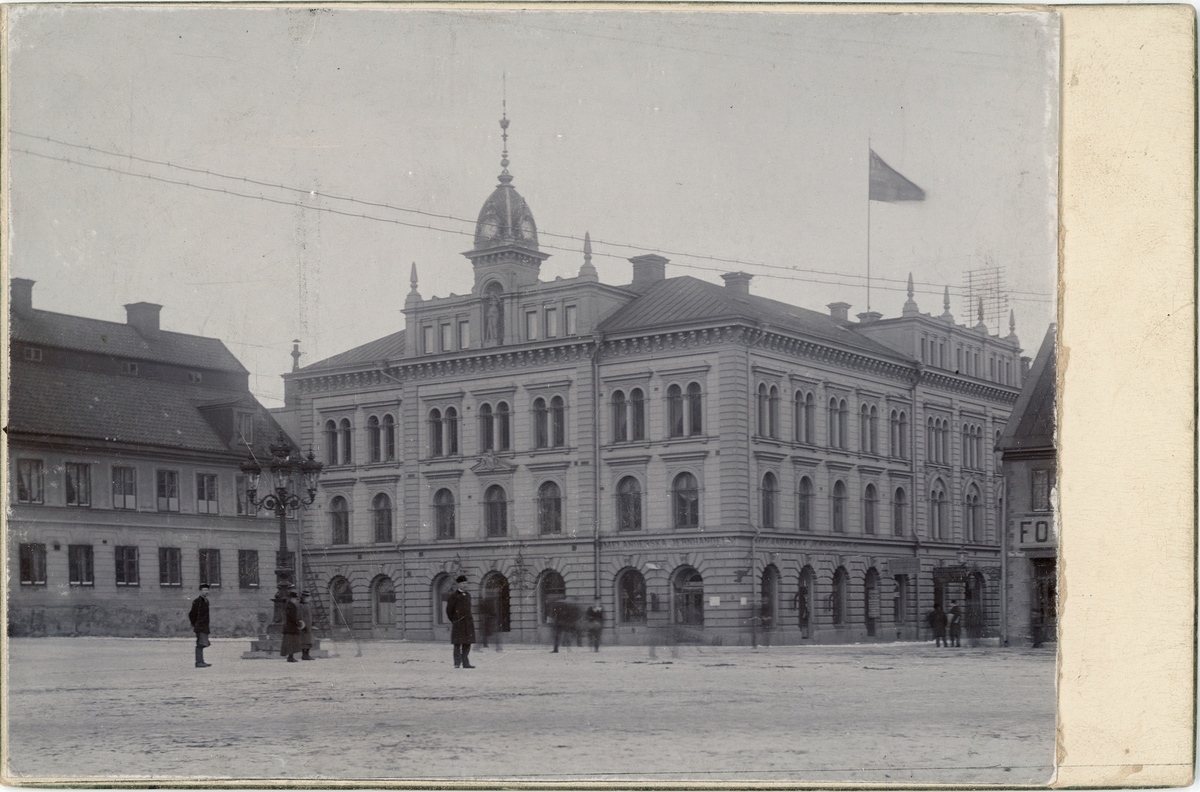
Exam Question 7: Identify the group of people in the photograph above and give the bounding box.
[188,584,315,668]
[927,600,968,647]
[445,574,606,669]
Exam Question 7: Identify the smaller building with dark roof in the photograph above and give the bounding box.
[7,279,297,637]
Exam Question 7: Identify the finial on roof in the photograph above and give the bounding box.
[1009,308,1016,334]
[939,285,954,322]
[409,262,419,293]
[901,272,920,317]
[291,340,301,372]
[907,272,914,301]
[579,231,598,280]
[498,76,512,184]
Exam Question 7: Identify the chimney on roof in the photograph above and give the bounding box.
[856,311,883,324]
[125,302,163,338]
[827,302,851,323]
[628,254,668,292]
[720,271,753,295]
[11,278,34,318]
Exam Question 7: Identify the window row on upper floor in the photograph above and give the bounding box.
[12,458,264,517]
[920,334,1018,386]
[754,386,912,459]
[16,543,260,590]
[418,303,581,355]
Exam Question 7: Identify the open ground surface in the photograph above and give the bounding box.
[4,637,1055,785]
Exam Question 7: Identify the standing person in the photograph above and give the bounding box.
[298,591,314,661]
[479,595,498,650]
[928,602,948,647]
[281,589,304,663]
[948,599,963,648]
[446,575,476,669]
[585,597,604,652]
[188,584,212,668]
[760,596,774,648]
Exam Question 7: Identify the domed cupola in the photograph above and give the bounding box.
[464,109,550,291]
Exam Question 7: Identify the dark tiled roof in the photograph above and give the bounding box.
[598,276,911,361]
[8,361,273,455]
[301,330,406,373]
[11,309,247,373]
[998,325,1056,452]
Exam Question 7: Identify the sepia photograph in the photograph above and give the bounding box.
[1,3,1188,787]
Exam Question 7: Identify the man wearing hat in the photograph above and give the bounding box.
[299,590,314,661]
[281,589,305,663]
[445,574,476,669]
[188,584,212,668]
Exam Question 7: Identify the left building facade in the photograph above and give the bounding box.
[6,279,295,637]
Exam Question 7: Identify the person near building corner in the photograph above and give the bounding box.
[299,590,314,661]
[585,597,605,652]
[947,599,963,647]
[189,584,212,668]
[928,602,949,647]
[281,589,305,662]
[447,575,476,669]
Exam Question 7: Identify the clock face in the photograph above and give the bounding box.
[519,217,535,240]
[481,215,500,239]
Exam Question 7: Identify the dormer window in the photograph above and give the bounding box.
[120,361,139,376]
[188,371,203,384]
[236,412,254,447]
[23,346,42,362]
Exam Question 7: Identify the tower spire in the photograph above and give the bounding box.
[940,285,953,321]
[498,75,512,184]
[902,272,919,316]
[1009,308,1016,334]
[409,262,419,294]
[579,231,598,280]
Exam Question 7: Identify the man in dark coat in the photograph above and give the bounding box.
[281,589,304,662]
[584,597,604,652]
[299,590,314,660]
[189,584,212,668]
[549,600,582,653]
[947,600,963,648]
[928,602,949,647]
[446,575,476,669]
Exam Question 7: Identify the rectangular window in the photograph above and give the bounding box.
[1032,469,1052,511]
[920,337,926,363]
[112,466,137,510]
[526,311,538,341]
[458,320,470,350]
[188,371,203,384]
[196,473,219,514]
[893,575,909,623]
[16,459,44,504]
[119,361,139,376]
[19,543,47,585]
[156,470,180,512]
[236,474,253,516]
[441,323,453,352]
[198,549,221,588]
[565,305,578,336]
[69,545,94,586]
[238,550,259,589]
[24,346,43,361]
[65,463,91,507]
[236,412,254,446]
[545,308,559,338]
[159,547,182,587]
[115,546,140,586]
[422,325,434,354]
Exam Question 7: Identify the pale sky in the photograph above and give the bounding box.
[6,7,1059,407]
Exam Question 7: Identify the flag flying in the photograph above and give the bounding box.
[869,149,925,202]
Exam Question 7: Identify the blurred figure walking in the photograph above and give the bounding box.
[480,595,502,651]
[299,591,314,660]
[948,600,963,648]
[447,575,476,669]
[281,589,304,662]
[585,597,604,652]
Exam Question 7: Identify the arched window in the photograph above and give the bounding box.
[432,573,454,626]
[330,496,349,545]
[616,476,642,532]
[618,569,647,624]
[926,417,934,462]
[860,404,871,452]
[485,485,507,537]
[325,420,338,466]
[863,483,878,534]
[962,424,971,468]
[890,410,900,457]
[429,409,443,457]
[757,384,769,437]
[794,392,806,443]
[444,407,459,456]
[966,484,982,543]
[667,385,684,438]
[898,410,908,458]
[538,481,562,535]
[434,488,455,540]
[479,403,494,452]
[832,567,848,625]
[550,396,565,447]
[373,576,396,626]
[629,388,646,441]
[368,416,381,463]
[761,472,778,529]
[330,577,353,627]
[940,419,949,464]
[372,493,392,543]
[869,405,878,454]
[838,400,849,449]
[612,390,627,442]
[533,398,549,448]
[674,568,704,625]
[894,487,907,536]
[797,477,813,531]
[687,382,703,436]
[829,398,840,447]
[832,480,847,533]
[930,481,948,540]
[673,472,700,529]
[496,402,511,451]
[382,415,396,461]
[804,392,815,443]
[975,427,984,470]
[339,419,353,465]
[769,386,780,438]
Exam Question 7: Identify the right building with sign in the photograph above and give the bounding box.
[997,325,1057,646]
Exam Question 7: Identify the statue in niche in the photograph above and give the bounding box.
[485,292,503,343]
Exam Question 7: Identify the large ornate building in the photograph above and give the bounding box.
[277,122,1029,645]
[7,280,295,637]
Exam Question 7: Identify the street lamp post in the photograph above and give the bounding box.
[240,432,322,639]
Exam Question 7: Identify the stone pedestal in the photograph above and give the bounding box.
[241,635,331,659]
